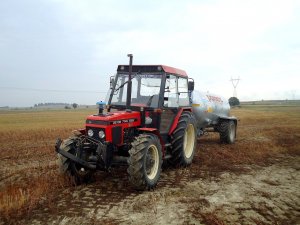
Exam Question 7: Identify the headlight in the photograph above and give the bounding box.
[98,130,105,139]
[87,129,94,137]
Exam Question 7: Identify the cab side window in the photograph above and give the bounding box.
[178,77,189,106]
[164,75,189,107]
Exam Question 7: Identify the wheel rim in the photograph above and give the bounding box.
[229,123,235,142]
[183,124,195,158]
[145,144,159,180]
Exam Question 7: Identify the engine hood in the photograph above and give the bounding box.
[86,111,140,125]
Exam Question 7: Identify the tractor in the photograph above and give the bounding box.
[55,54,237,190]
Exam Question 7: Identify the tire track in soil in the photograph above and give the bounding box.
[24,165,193,224]
[15,156,300,225]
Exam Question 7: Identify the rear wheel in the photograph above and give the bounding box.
[170,112,197,166]
[219,120,236,144]
[57,135,93,185]
[127,134,162,190]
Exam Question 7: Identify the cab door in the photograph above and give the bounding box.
[160,74,190,134]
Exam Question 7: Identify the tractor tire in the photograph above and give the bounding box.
[127,134,162,190]
[170,111,197,166]
[219,120,236,144]
[57,135,93,185]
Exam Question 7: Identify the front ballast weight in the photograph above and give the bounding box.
[55,138,96,170]
[55,134,121,184]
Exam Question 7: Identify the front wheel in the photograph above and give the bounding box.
[127,134,162,190]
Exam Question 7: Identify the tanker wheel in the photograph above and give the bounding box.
[57,135,93,185]
[127,134,162,190]
[170,111,197,166]
[219,120,236,144]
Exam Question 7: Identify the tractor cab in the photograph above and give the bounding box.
[98,64,195,143]
[107,65,192,110]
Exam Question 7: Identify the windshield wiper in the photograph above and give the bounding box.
[146,95,155,107]
[114,80,129,93]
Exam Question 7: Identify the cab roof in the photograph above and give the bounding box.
[117,65,187,77]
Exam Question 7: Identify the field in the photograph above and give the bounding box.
[0,106,299,224]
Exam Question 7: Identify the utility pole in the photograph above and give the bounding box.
[291,90,296,100]
[230,77,240,97]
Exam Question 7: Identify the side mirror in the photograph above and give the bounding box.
[110,76,115,89]
[188,81,194,91]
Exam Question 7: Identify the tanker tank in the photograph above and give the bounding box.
[191,90,230,129]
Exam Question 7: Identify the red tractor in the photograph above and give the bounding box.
[55,54,236,190]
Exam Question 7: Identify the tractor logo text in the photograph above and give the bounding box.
[111,118,136,125]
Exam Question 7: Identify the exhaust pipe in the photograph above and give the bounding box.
[126,54,133,109]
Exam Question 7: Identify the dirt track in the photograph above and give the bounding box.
[13,154,299,225]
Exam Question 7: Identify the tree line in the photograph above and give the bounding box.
[34,103,79,109]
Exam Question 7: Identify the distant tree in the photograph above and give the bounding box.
[65,105,71,109]
[228,97,240,107]
[72,103,78,109]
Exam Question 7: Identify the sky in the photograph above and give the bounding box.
[0,0,299,107]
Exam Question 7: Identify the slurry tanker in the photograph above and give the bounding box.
[55,54,237,190]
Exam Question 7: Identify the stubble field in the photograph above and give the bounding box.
[0,105,299,225]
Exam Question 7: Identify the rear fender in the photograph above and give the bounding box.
[168,107,192,135]
[218,116,238,125]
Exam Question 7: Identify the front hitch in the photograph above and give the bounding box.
[55,138,96,170]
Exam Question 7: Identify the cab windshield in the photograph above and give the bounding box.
[109,73,162,108]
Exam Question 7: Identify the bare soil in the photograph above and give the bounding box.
[1,107,300,225]
[2,154,298,225]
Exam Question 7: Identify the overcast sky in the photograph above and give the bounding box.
[0,0,299,107]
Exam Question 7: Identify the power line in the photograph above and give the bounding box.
[0,86,107,94]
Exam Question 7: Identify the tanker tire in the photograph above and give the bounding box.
[170,112,197,166]
[127,134,162,190]
[57,135,93,185]
[219,120,236,144]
